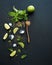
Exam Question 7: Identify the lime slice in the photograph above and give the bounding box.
[10,50,16,57]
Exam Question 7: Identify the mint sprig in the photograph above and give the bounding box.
[8,7,28,22]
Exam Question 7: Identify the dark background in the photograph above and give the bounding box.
[0,0,52,65]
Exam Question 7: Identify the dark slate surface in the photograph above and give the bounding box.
[0,0,52,65]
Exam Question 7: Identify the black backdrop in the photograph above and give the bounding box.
[0,0,52,65]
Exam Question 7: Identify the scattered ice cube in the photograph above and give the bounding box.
[9,23,12,27]
[13,43,17,47]
[9,34,14,40]
[19,29,25,34]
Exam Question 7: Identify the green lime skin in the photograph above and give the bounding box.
[27,5,35,13]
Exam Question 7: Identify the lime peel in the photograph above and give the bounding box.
[3,33,8,40]
[13,27,19,34]
[18,42,25,48]
[10,50,16,57]
[27,5,35,13]
[21,54,27,59]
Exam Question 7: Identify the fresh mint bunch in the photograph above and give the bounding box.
[8,6,28,22]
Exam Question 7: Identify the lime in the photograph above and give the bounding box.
[27,5,35,13]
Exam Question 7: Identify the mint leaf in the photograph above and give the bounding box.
[8,12,16,16]
[21,54,27,59]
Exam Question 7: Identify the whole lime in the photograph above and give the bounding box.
[27,5,35,13]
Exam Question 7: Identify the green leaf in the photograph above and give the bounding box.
[11,17,18,22]
[8,12,16,16]
[25,14,28,17]
[8,8,28,22]
[17,36,23,41]
[15,12,18,16]
[21,54,27,59]
[15,18,18,22]
[23,10,26,14]
[24,17,28,21]
[18,49,21,53]
[18,10,24,15]
[8,48,13,52]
